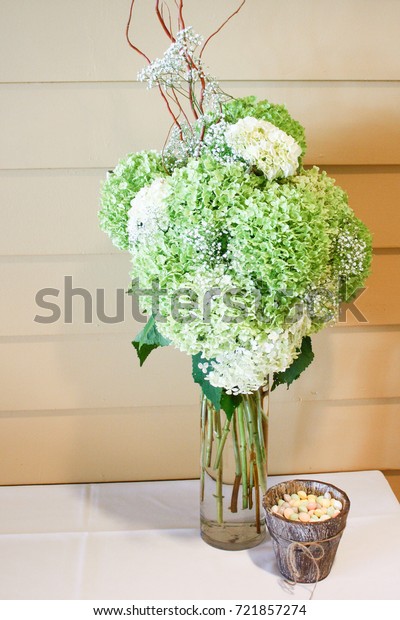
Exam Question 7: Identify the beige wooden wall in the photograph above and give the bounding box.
[1,0,399,486]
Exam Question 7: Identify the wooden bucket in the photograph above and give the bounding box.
[263,479,350,583]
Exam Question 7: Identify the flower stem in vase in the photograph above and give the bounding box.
[200,394,207,502]
[243,395,267,495]
[200,393,268,550]
[214,417,231,470]
[205,399,213,468]
[213,407,224,525]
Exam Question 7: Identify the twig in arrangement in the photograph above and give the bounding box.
[158,86,183,134]
[161,1,174,42]
[173,0,186,30]
[230,474,241,513]
[126,1,183,131]
[167,88,192,128]
[200,0,246,58]
[126,0,151,62]
[187,80,200,120]
[156,0,175,41]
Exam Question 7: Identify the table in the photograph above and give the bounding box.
[0,471,399,600]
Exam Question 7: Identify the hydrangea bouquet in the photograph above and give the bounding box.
[99,1,372,550]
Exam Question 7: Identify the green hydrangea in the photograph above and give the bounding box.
[99,150,167,250]
[289,167,372,301]
[128,156,371,379]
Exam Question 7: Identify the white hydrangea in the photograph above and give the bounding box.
[225,116,302,181]
[127,178,168,245]
[204,315,311,394]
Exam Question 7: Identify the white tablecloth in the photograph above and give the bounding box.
[0,471,399,600]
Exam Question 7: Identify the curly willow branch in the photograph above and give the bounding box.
[126,0,151,63]
[126,0,245,132]
[200,0,246,58]
[177,0,185,30]
[156,0,175,41]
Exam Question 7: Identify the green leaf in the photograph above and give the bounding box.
[272,336,314,390]
[192,353,243,419]
[192,352,222,411]
[220,392,242,420]
[132,315,170,366]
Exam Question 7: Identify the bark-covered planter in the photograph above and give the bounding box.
[263,479,350,583]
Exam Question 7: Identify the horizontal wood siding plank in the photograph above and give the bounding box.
[339,254,400,327]
[1,83,400,169]
[321,167,400,248]
[1,0,400,82]
[0,254,398,337]
[271,328,400,404]
[0,406,199,485]
[0,170,115,256]
[1,168,399,256]
[0,400,398,485]
[0,329,399,412]
[268,401,400,474]
[0,254,134,336]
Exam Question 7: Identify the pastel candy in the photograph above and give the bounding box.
[271,488,345,523]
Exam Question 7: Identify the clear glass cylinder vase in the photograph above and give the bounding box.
[200,386,269,550]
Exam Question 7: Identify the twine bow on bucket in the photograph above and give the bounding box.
[269,529,344,599]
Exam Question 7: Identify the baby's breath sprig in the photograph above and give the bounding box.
[126,0,246,143]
